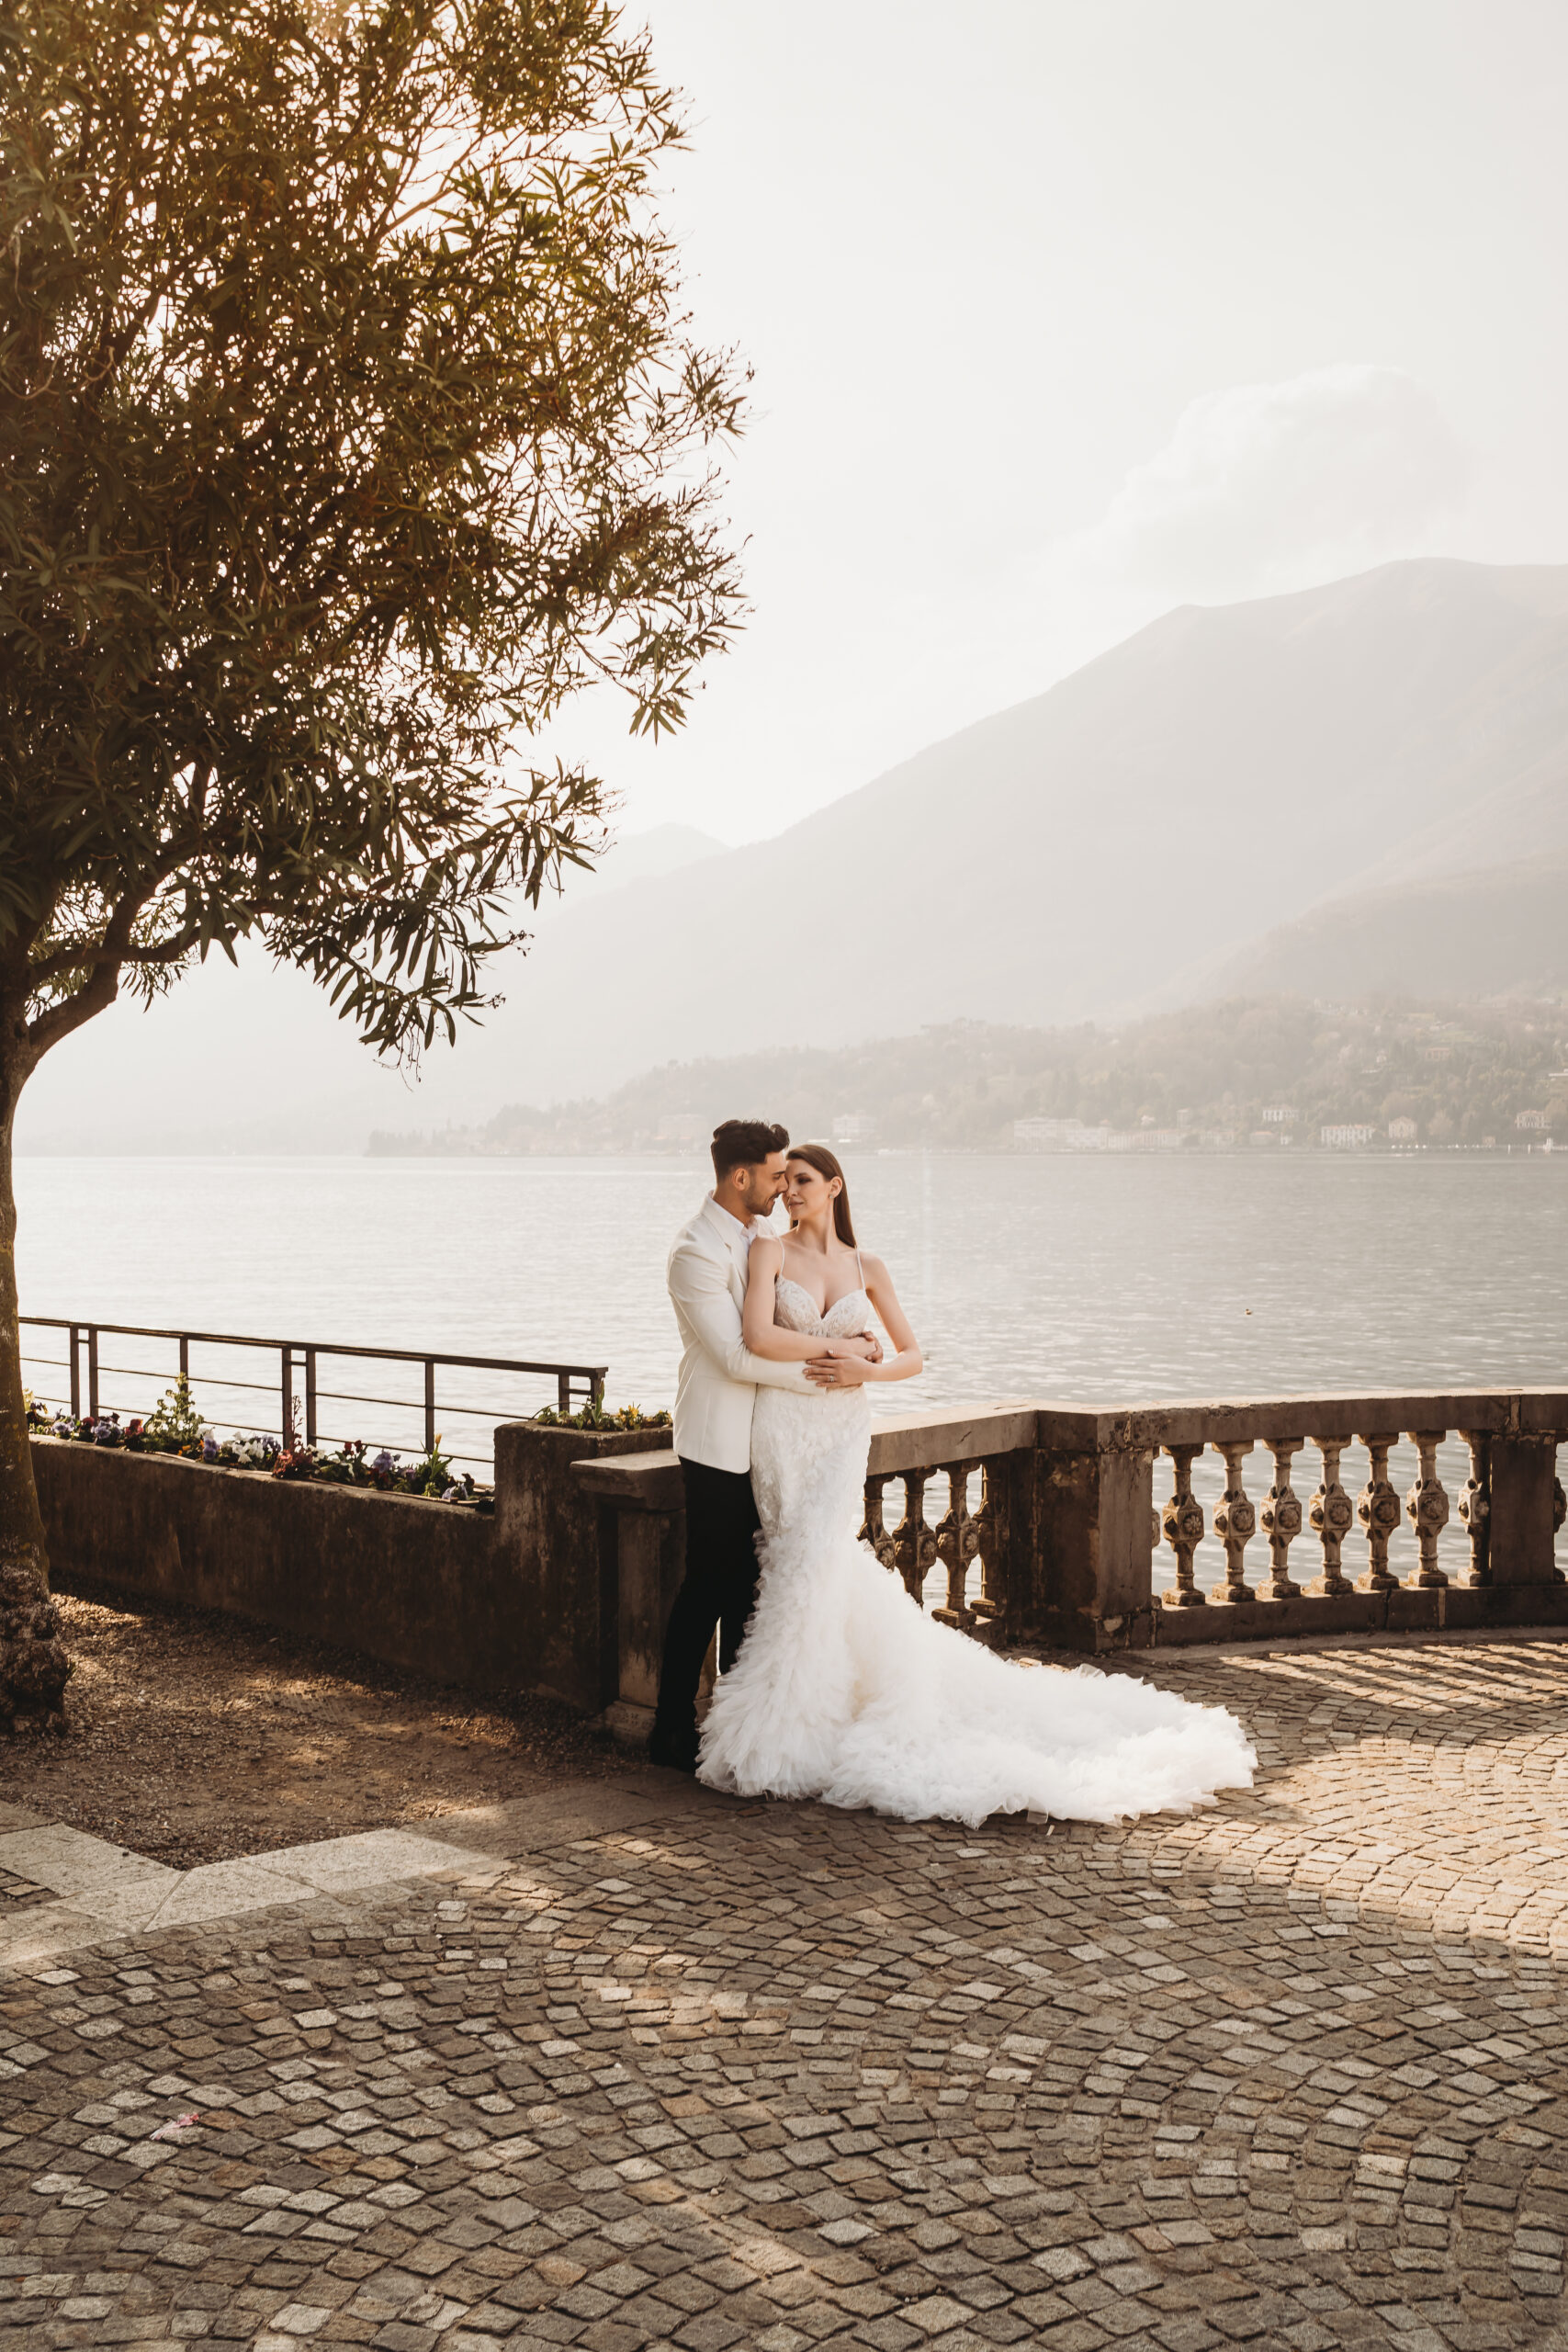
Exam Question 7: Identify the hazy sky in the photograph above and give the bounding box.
[562,0,1568,845]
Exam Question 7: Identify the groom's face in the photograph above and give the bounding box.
[737,1153,790,1216]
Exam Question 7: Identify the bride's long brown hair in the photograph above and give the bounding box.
[787,1143,857,1248]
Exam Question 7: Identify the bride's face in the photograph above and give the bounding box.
[784,1159,839,1226]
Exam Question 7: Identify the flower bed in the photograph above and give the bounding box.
[529,1402,671,1432]
[26,1375,669,1506]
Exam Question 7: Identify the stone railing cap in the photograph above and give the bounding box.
[571,1450,683,1508]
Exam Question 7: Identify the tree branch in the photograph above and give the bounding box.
[23,890,151,1065]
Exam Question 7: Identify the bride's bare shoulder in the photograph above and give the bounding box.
[750,1232,784,1269]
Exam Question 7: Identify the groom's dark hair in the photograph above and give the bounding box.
[711,1118,789,1181]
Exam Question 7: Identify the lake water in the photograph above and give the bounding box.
[15,1151,1568,1581]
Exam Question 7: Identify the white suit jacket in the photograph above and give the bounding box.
[668,1194,813,1474]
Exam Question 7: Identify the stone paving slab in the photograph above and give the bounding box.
[5,1641,1568,2351]
[0,1825,515,1971]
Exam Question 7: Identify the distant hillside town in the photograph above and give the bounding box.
[368,994,1568,1159]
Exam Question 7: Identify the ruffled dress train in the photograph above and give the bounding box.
[697,1285,1256,1828]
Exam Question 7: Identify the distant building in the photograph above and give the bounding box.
[1388,1116,1418,1143]
[1015,1118,1185,1153]
[1321,1124,1375,1148]
[657,1112,707,1144]
[1261,1104,1298,1124]
[1419,1045,1453,1063]
[1249,1130,1275,1146]
[1516,1109,1550,1130]
[1013,1117,1085,1149]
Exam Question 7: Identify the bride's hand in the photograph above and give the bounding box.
[827,1332,882,1363]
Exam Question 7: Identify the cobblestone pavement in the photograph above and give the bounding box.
[6,1636,1568,2352]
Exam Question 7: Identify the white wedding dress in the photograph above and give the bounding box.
[697,1279,1256,1826]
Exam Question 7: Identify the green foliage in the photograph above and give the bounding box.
[533,1399,670,1430]
[0,0,744,1077]
[142,1374,209,1446]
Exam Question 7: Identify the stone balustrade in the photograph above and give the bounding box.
[572,1389,1568,1741]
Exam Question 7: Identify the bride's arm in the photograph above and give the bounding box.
[741,1237,876,1363]
[855,1254,923,1383]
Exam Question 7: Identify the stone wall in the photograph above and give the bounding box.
[31,1423,671,1714]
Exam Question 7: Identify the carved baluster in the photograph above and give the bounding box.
[1160,1443,1206,1607]
[893,1472,938,1604]
[1356,1432,1403,1591]
[860,1475,897,1572]
[1259,1438,1304,1600]
[933,1461,982,1629]
[1457,1430,1490,1588]
[1307,1436,1355,1595]
[970,1462,1005,1627]
[1211,1441,1257,1602]
[1404,1430,1450,1588]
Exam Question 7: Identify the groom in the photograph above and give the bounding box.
[648,1117,881,1773]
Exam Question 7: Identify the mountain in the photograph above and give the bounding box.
[1199,848,1568,1001]
[17,557,1568,1150]
[412,557,1568,1108]
[370,998,1568,1158]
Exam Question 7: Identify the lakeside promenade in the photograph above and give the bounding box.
[4,1637,1568,2352]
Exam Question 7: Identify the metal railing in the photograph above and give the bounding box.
[20,1316,607,1475]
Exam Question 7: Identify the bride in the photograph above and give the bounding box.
[697,1143,1256,1826]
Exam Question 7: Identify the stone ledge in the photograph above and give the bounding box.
[570,1403,1044,1509]
[1121,1579,1568,1649]
[1036,1388,1568,1451]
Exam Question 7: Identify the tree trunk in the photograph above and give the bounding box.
[0,1042,70,1724]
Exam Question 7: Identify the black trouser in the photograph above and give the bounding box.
[652,1457,761,1744]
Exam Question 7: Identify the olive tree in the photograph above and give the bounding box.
[0,0,745,1718]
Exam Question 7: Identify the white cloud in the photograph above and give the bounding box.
[1066,362,1472,605]
[925,362,1482,716]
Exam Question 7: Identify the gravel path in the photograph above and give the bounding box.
[6,1577,626,1869]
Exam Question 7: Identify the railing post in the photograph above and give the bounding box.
[860,1474,897,1568]
[1159,1443,1207,1607]
[305,1349,318,1449]
[179,1334,190,1382]
[1488,1435,1562,1584]
[1404,1429,1450,1589]
[1459,1430,1491,1586]
[1212,1441,1258,1602]
[423,1359,436,1454]
[87,1327,99,1422]
[558,1372,571,1416]
[1356,1432,1403,1592]
[1307,1436,1355,1596]
[281,1347,293,1446]
[68,1325,80,1421]
[932,1462,981,1629]
[1031,1417,1156,1650]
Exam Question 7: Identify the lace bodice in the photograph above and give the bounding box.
[773,1278,873,1339]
